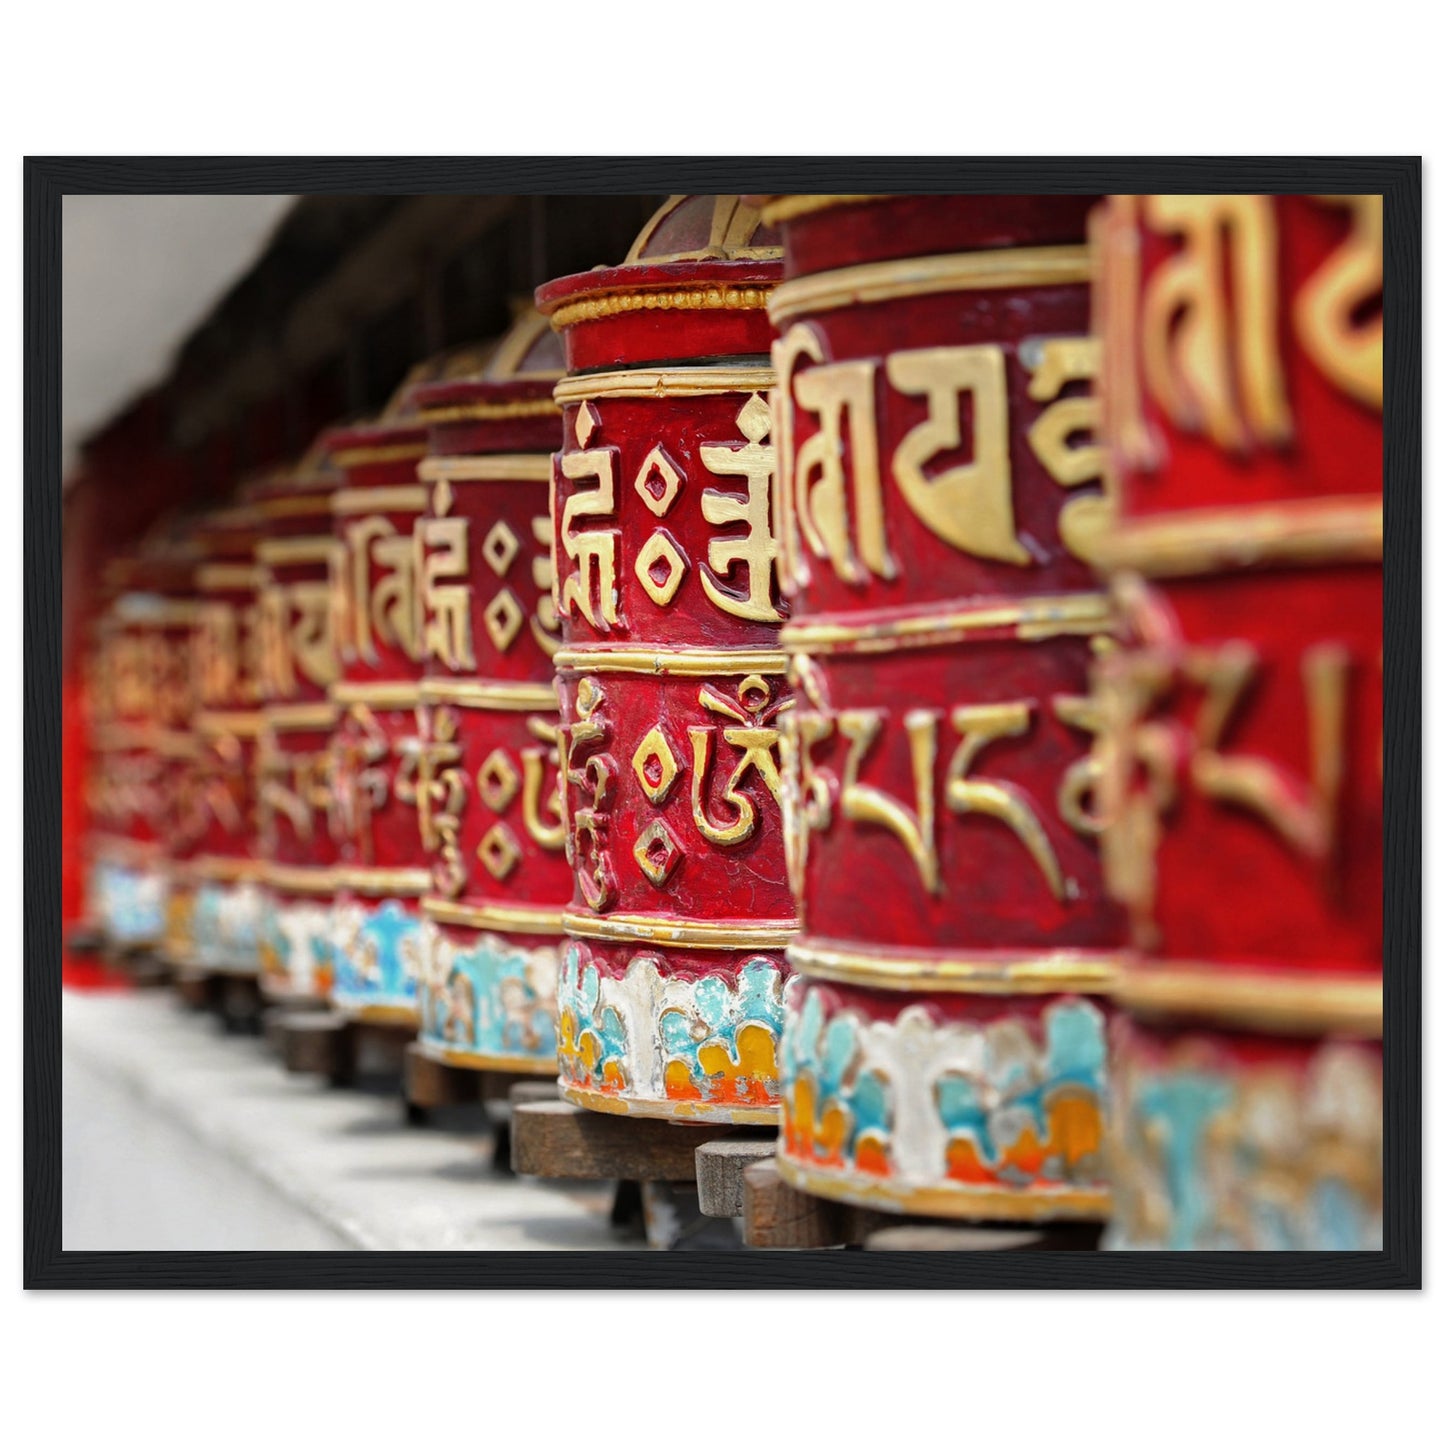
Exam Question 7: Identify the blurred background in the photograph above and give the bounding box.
[61,193,664,957]
[59,195,664,1247]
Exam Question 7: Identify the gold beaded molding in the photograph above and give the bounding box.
[551,645,787,677]
[553,367,776,405]
[546,283,774,334]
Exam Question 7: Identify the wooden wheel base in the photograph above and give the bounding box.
[740,1159,1104,1251]
[171,966,266,1032]
[102,945,171,989]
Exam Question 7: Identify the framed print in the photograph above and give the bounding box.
[24,157,1420,1288]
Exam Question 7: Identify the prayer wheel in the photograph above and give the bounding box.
[184,504,267,977]
[255,455,346,1004]
[1092,194,1384,1249]
[321,401,434,1026]
[763,195,1122,1219]
[409,310,573,1074]
[536,196,795,1122]
[89,545,198,957]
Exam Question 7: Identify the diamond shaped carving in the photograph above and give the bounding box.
[483,588,524,651]
[633,445,684,517]
[735,393,773,443]
[482,520,520,577]
[477,748,520,812]
[478,822,521,881]
[634,531,688,607]
[634,818,683,888]
[575,401,600,447]
[632,726,680,804]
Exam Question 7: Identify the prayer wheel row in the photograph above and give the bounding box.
[79,190,1383,1248]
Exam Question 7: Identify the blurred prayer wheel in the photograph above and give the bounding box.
[255,455,346,1004]
[89,543,199,955]
[182,505,268,976]
[1092,194,1384,1249]
[409,311,573,1074]
[535,196,795,1122]
[762,194,1121,1219]
[321,397,434,1026]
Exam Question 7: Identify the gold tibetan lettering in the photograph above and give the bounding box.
[839,708,939,894]
[945,703,1066,900]
[887,344,1028,566]
[1294,195,1383,411]
[1140,194,1291,452]
[698,394,783,622]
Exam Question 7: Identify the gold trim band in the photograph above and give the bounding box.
[112,598,205,626]
[554,367,776,405]
[774,1154,1112,1224]
[758,194,888,227]
[563,910,796,951]
[264,864,338,895]
[769,246,1094,327]
[331,485,428,515]
[196,564,264,592]
[332,1002,420,1027]
[331,681,421,709]
[419,678,557,711]
[91,723,162,751]
[560,1082,778,1127]
[417,398,561,425]
[1096,497,1383,579]
[334,866,432,896]
[330,443,429,469]
[263,702,339,731]
[422,898,566,936]
[415,1041,560,1076]
[1118,965,1382,1038]
[552,646,787,677]
[253,494,336,521]
[417,455,552,484]
[256,537,338,567]
[782,593,1115,656]
[195,709,265,738]
[191,856,266,884]
[547,285,774,336]
[788,938,1121,995]
[153,731,201,758]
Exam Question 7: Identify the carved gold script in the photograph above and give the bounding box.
[698,395,783,623]
[1139,194,1292,452]
[559,403,620,630]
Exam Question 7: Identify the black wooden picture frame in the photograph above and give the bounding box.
[23,156,1421,1288]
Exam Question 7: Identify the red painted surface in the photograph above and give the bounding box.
[768,194,1121,1216]
[1095,193,1383,980]
[538,197,794,1118]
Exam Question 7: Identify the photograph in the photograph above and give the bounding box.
[26,166,1419,1287]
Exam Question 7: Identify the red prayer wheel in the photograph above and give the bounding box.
[255,456,346,1003]
[89,543,198,955]
[182,504,268,975]
[321,397,435,1025]
[409,311,574,1073]
[1092,194,1384,1249]
[536,196,795,1123]
[762,194,1122,1220]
